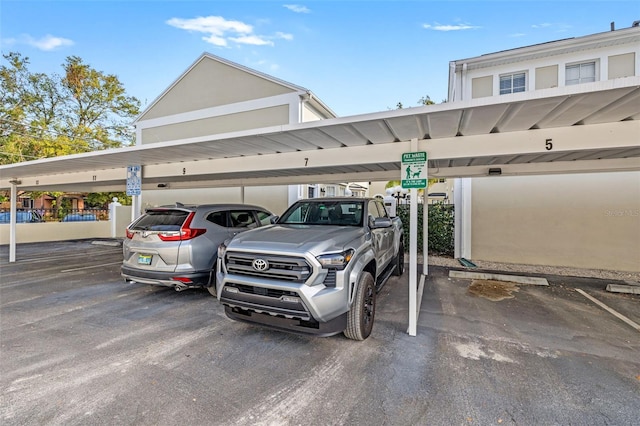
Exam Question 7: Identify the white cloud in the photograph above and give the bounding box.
[283,4,310,13]
[167,16,253,36]
[423,23,480,31]
[167,15,292,48]
[531,22,572,33]
[275,32,293,41]
[202,35,228,47]
[6,34,74,51]
[229,35,274,46]
[510,33,526,38]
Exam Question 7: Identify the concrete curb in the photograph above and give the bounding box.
[606,284,640,295]
[91,240,122,247]
[449,270,549,286]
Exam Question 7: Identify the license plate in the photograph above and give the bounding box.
[138,254,152,265]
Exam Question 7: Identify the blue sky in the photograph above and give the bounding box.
[2,1,638,117]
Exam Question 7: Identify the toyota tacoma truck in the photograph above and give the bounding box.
[214,197,404,340]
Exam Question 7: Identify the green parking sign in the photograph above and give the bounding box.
[401,152,427,189]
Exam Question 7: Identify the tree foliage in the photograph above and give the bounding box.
[394,95,436,110]
[0,52,141,165]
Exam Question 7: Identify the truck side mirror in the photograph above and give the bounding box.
[370,217,392,229]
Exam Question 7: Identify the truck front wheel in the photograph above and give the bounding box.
[344,272,376,340]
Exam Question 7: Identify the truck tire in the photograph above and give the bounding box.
[344,272,376,340]
[393,243,405,276]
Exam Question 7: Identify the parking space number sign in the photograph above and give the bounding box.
[127,165,141,196]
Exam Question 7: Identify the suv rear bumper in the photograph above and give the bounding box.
[121,265,213,289]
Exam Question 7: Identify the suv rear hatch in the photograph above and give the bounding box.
[124,208,203,273]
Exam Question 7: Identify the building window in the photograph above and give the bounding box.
[499,72,526,95]
[566,61,596,85]
[325,186,336,197]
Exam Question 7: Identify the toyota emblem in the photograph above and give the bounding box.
[252,258,269,271]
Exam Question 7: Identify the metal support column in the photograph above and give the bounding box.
[9,180,18,262]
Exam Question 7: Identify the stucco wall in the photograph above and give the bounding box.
[471,171,640,272]
[0,221,111,245]
[140,105,289,144]
[115,205,133,237]
[140,186,291,216]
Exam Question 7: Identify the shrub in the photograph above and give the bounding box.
[397,202,454,256]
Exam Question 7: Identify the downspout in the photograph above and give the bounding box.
[448,62,456,102]
[461,63,467,101]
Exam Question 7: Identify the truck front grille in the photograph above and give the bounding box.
[225,252,311,283]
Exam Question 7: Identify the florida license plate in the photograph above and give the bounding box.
[138,254,152,265]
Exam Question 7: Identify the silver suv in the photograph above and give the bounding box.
[122,203,273,291]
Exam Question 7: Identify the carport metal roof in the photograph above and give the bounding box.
[1,78,639,192]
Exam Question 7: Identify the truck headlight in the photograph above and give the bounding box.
[316,249,354,270]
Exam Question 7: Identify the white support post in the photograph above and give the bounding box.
[407,138,419,337]
[109,197,122,238]
[454,178,472,259]
[408,186,418,337]
[9,181,17,263]
[131,194,142,223]
[423,161,429,275]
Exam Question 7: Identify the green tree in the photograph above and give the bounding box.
[418,95,435,106]
[0,52,140,164]
[85,192,131,208]
[1,52,141,203]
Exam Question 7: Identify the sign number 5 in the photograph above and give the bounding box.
[545,138,553,151]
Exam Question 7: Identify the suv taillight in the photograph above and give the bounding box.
[158,212,206,241]
[125,229,134,239]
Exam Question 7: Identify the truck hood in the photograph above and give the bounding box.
[229,224,365,256]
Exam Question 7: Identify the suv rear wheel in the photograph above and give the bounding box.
[344,272,376,340]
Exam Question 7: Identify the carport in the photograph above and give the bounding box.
[1,79,639,336]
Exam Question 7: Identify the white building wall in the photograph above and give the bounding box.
[450,29,639,101]
[448,27,640,271]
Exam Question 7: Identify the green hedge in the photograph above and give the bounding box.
[397,203,454,256]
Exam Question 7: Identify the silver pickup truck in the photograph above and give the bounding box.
[214,197,404,340]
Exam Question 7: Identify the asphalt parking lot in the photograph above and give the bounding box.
[1,240,638,425]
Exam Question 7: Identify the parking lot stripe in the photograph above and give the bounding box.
[60,262,123,273]
[575,288,640,332]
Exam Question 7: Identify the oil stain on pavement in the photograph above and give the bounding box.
[468,279,519,301]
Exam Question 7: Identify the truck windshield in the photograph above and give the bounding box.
[279,201,364,226]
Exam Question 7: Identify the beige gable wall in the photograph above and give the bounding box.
[140,56,296,121]
[471,172,640,272]
[141,105,289,143]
